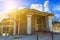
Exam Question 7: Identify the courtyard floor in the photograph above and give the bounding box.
[0,33,60,40]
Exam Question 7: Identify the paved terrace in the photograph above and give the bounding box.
[0,32,60,40]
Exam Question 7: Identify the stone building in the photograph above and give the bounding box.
[0,8,54,36]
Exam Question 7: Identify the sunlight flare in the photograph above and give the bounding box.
[5,2,17,11]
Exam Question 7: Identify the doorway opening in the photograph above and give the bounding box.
[2,27,9,36]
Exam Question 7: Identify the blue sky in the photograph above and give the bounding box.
[0,0,60,14]
[0,0,60,21]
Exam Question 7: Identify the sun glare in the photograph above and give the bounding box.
[0,0,17,22]
[4,1,17,12]
[7,3,15,10]
[7,3,16,11]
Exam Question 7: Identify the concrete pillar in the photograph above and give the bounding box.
[48,16,53,31]
[13,15,16,35]
[1,27,3,35]
[45,17,50,30]
[35,17,38,31]
[26,15,32,34]
[18,23,20,35]
[13,20,16,35]
[13,14,20,35]
[18,16,20,35]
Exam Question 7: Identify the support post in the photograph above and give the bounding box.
[26,15,32,34]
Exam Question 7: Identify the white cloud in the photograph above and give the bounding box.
[44,0,49,7]
[17,7,26,10]
[0,12,8,22]
[55,14,60,22]
[52,14,60,21]
[55,14,60,18]
[30,4,43,11]
[52,5,60,11]
[30,4,51,13]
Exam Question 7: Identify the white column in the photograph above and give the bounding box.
[35,17,38,31]
[45,17,49,30]
[26,15,32,34]
[13,15,16,35]
[18,16,20,35]
[48,16,53,31]
[18,22,20,35]
[1,26,3,35]
[13,20,16,35]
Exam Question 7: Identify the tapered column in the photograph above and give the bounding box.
[16,15,20,35]
[18,16,20,35]
[48,16,53,31]
[26,15,32,34]
[13,20,16,35]
[18,22,20,35]
[45,17,50,30]
[35,17,38,31]
[13,15,16,35]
